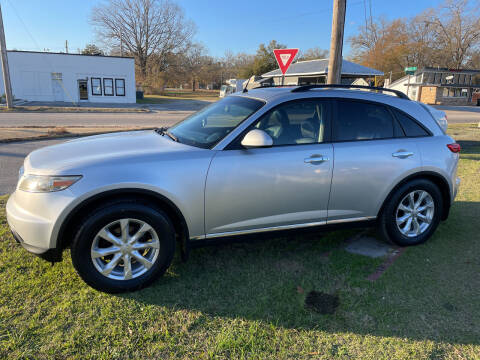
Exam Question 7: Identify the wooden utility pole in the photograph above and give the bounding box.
[327,0,347,84]
[0,4,13,108]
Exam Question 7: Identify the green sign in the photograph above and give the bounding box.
[405,66,417,74]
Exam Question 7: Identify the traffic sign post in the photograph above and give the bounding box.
[404,66,417,75]
[273,49,298,85]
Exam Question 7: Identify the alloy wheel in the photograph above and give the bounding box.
[91,218,160,280]
[396,190,435,238]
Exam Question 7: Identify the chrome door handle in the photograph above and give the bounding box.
[304,155,329,164]
[392,151,414,159]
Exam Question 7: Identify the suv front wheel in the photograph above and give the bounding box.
[71,201,175,293]
[379,179,443,246]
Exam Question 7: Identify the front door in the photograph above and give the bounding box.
[52,79,64,101]
[78,80,88,101]
[205,99,333,236]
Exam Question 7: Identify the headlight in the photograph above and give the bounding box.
[18,175,82,193]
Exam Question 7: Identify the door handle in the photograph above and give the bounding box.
[392,151,414,159]
[304,155,329,164]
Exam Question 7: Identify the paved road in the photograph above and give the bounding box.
[0,139,64,195]
[433,106,480,124]
[0,110,192,128]
[0,98,213,127]
[1,104,479,195]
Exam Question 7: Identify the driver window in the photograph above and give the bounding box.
[254,100,328,146]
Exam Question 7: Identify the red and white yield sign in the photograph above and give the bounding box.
[273,48,299,75]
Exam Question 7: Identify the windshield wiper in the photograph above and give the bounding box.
[155,127,178,142]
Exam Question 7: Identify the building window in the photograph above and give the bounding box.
[115,79,125,96]
[91,78,102,95]
[443,88,468,97]
[103,78,114,96]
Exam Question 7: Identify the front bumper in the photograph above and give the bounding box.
[6,190,75,259]
[11,229,62,262]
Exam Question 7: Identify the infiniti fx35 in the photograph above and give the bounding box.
[7,86,461,292]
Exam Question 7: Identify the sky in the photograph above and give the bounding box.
[2,0,445,57]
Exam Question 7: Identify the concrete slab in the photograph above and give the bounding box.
[344,236,396,258]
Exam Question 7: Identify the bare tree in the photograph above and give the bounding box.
[350,0,480,76]
[420,0,480,68]
[91,0,195,80]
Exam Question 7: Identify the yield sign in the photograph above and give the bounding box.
[273,48,299,75]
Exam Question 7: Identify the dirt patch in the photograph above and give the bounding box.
[304,291,340,314]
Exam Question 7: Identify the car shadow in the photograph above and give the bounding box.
[120,201,480,345]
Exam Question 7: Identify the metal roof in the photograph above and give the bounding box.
[262,58,384,77]
[417,67,480,75]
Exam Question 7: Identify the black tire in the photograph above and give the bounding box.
[71,201,175,293]
[378,179,443,246]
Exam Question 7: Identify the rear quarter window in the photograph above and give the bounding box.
[333,100,395,141]
[393,109,430,137]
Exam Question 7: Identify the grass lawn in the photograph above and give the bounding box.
[0,124,479,359]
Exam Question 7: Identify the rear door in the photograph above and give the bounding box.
[204,99,334,236]
[328,99,423,223]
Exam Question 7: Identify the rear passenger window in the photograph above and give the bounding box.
[334,100,395,141]
[393,109,430,137]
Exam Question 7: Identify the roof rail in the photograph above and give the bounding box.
[291,84,410,100]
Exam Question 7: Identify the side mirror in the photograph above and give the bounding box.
[241,129,273,148]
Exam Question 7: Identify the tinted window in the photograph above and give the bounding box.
[334,100,394,141]
[254,100,329,146]
[169,96,264,149]
[393,109,430,137]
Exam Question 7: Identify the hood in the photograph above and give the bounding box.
[24,130,201,175]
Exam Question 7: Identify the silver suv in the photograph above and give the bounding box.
[7,85,461,293]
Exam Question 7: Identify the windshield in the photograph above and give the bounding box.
[168,96,264,149]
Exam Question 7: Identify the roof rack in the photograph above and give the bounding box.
[290,84,410,100]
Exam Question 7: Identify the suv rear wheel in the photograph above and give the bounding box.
[379,179,443,246]
[71,201,175,293]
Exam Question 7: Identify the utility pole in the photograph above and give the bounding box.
[0,4,13,108]
[65,40,68,53]
[120,33,124,57]
[327,0,347,84]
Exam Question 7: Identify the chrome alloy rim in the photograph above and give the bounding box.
[396,190,434,237]
[91,218,160,280]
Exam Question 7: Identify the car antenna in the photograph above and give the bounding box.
[242,76,252,93]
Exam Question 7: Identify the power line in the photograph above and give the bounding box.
[5,0,76,104]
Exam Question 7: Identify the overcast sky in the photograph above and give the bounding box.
[2,0,445,57]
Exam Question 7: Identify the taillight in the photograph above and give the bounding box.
[447,143,461,153]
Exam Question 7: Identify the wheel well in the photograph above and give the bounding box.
[56,189,189,250]
[378,172,451,221]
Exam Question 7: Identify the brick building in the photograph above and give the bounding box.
[387,67,480,105]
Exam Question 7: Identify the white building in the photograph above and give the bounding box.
[0,50,136,104]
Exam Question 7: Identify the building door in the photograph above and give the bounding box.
[78,80,88,101]
[51,73,64,102]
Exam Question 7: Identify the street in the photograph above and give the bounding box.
[0,138,64,194]
[0,109,193,128]
[434,105,480,124]
[0,105,478,195]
